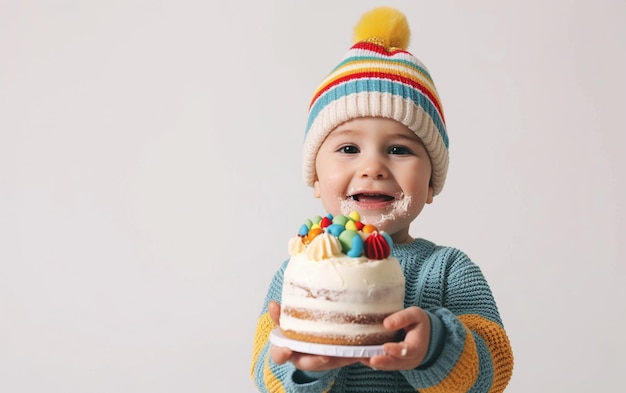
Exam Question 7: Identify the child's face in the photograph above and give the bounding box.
[313,117,434,244]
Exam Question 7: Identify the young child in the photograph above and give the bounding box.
[250,6,514,393]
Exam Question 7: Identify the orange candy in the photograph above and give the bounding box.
[362,224,378,234]
[304,227,324,244]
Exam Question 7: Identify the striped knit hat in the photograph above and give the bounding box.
[303,6,449,195]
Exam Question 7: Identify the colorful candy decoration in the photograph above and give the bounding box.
[320,216,332,228]
[304,227,324,244]
[363,232,391,259]
[298,224,310,237]
[338,229,359,252]
[347,235,364,258]
[296,211,393,259]
[362,224,377,234]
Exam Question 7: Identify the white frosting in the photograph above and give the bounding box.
[304,232,342,261]
[280,235,405,339]
[283,253,404,292]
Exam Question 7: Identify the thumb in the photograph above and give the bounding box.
[269,300,281,326]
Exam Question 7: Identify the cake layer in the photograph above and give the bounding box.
[280,328,400,346]
[280,308,397,343]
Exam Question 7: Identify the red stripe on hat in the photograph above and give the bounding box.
[351,41,411,56]
[309,71,445,123]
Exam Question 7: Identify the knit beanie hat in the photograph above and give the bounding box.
[302,6,449,195]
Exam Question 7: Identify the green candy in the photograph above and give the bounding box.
[338,229,359,253]
[332,215,349,226]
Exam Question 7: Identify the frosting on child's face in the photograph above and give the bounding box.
[313,117,433,244]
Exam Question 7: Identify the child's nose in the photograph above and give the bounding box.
[359,157,389,180]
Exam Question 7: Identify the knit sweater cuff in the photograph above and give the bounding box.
[293,370,331,384]
[419,310,446,368]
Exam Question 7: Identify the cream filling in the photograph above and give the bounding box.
[281,286,405,313]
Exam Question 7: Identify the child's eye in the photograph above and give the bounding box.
[338,145,359,154]
[389,146,412,155]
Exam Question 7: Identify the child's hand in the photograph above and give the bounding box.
[268,300,365,371]
[360,306,431,371]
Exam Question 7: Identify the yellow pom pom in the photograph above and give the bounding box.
[353,6,410,50]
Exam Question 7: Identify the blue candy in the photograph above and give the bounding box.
[298,224,310,237]
[326,224,345,237]
[346,235,364,258]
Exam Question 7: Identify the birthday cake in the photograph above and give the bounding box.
[279,211,405,346]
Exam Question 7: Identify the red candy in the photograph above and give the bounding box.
[320,216,332,228]
[363,232,391,259]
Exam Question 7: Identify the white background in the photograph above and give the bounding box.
[1,1,624,392]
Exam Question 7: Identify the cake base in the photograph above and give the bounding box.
[270,328,387,357]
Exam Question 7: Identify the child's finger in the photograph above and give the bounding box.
[383,306,425,330]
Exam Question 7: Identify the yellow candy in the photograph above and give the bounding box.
[311,223,321,230]
[348,211,360,222]
[345,220,357,231]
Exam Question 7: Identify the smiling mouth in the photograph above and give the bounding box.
[349,193,394,202]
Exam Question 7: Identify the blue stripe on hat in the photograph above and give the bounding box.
[306,78,449,148]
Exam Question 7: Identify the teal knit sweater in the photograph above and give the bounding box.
[250,238,514,392]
